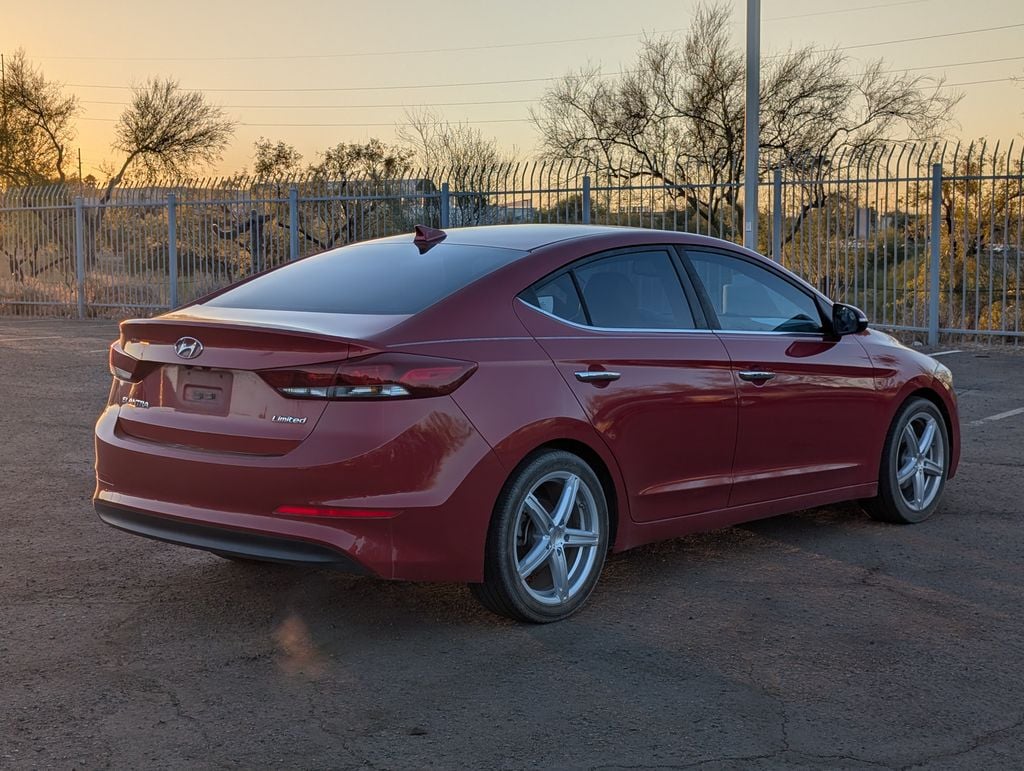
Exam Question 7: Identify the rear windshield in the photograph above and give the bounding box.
[204,241,527,315]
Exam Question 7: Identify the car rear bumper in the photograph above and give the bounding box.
[93,397,508,582]
[95,501,368,571]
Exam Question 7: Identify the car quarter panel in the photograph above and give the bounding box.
[388,333,635,537]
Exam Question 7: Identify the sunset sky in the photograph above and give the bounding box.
[8,0,1024,177]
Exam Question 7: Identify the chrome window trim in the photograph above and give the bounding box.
[516,299,825,339]
[713,329,825,338]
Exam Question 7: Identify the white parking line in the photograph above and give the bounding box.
[930,350,964,357]
[969,407,1024,427]
[0,335,63,343]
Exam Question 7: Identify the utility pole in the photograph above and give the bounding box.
[1,53,7,134]
[78,148,83,183]
[1,52,6,126]
[1,53,8,181]
[743,0,760,251]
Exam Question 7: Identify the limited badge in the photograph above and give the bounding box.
[272,415,308,424]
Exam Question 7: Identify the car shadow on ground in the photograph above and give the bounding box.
[107,494,1009,678]
[131,500,881,637]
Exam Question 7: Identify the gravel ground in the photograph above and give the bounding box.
[1,318,1022,770]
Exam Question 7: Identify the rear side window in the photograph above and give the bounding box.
[520,248,696,330]
[526,273,587,325]
[575,250,694,330]
[205,241,527,315]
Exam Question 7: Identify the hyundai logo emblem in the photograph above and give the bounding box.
[174,336,204,360]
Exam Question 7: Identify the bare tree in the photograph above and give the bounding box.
[305,139,414,244]
[0,51,80,282]
[221,137,415,261]
[307,138,414,181]
[252,137,304,178]
[531,1,961,234]
[0,49,79,185]
[397,108,514,171]
[398,109,517,224]
[101,78,235,204]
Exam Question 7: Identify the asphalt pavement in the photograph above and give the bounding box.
[1,319,1022,770]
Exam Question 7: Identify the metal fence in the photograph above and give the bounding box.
[2,140,1022,342]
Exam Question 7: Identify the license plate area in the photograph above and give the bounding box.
[178,367,233,415]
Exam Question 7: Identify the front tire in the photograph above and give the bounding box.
[471,450,609,623]
[865,397,950,524]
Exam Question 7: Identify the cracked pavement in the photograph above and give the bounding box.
[1,320,1023,770]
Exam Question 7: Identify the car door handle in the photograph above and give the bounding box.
[574,371,621,383]
[738,370,776,383]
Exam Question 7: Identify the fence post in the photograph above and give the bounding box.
[929,163,942,347]
[771,168,782,263]
[288,185,299,261]
[74,196,86,319]
[167,193,178,309]
[581,175,592,224]
[440,182,450,228]
[249,209,261,273]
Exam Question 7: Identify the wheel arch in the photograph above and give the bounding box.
[526,438,622,550]
[491,428,631,551]
[907,387,953,437]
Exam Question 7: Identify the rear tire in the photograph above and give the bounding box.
[470,450,609,623]
[864,397,950,524]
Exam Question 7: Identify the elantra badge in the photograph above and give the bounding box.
[174,336,204,360]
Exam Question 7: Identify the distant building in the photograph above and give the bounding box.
[853,206,878,239]
[493,198,535,223]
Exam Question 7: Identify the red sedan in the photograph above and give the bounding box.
[94,225,959,622]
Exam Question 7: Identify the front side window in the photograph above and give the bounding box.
[687,250,823,334]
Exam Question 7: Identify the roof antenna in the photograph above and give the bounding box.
[413,224,447,253]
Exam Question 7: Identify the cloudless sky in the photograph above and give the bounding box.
[6,0,1024,177]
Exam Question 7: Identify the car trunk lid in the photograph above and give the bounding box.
[112,309,400,455]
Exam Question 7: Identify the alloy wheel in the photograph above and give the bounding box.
[511,471,601,606]
[895,411,946,512]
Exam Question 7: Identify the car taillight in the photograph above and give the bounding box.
[258,353,477,400]
[109,342,154,382]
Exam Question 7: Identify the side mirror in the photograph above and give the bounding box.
[832,303,869,336]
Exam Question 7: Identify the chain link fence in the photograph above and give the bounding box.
[2,141,1022,342]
